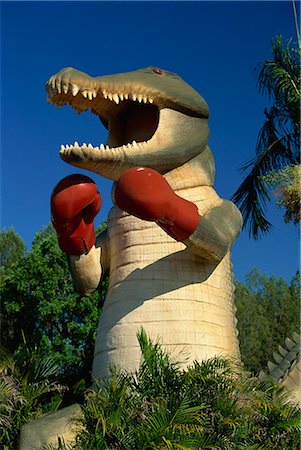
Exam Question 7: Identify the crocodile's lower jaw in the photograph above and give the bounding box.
[59,108,209,180]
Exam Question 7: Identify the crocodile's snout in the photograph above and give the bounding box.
[46,66,210,180]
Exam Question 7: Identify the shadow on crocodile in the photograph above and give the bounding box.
[99,246,220,326]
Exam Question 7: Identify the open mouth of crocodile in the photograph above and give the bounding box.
[46,67,209,179]
[46,78,164,156]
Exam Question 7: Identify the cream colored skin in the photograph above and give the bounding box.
[282,361,301,405]
[19,404,83,450]
[69,152,242,380]
[267,332,301,406]
[45,66,243,379]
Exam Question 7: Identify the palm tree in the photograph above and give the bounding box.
[231,35,300,239]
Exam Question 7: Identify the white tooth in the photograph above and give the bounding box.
[63,84,69,94]
[60,145,65,151]
[82,143,87,147]
[119,93,124,101]
[56,82,62,94]
[124,93,129,100]
[72,84,80,96]
[88,144,93,149]
[82,90,88,98]
[106,145,110,150]
[149,98,154,103]
[102,91,108,99]
[100,144,105,150]
[113,94,119,104]
[138,94,143,103]
[132,94,137,101]
[127,143,132,148]
[88,91,93,100]
[51,77,56,89]
[74,141,79,147]
[143,96,147,103]
[66,144,70,149]
[92,90,97,98]
[132,140,137,146]
[108,93,113,101]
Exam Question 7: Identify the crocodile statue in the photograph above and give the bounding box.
[47,66,243,379]
[20,66,243,449]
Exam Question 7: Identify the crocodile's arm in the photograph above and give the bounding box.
[162,153,243,263]
[185,199,243,262]
[114,159,242,265]
[68,228,110,296]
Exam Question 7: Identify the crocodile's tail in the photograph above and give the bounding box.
[259,332,300,405]
[267,332,300,383]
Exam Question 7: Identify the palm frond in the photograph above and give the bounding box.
[232,107,298,238]
[136,328,182,399]
[22,380,64,403]
[0,345,66,448]
[0,345,16,375]
[233,35,300,238]
[171,395,207,425]
[0,375,24,429]
[255,35,300,103]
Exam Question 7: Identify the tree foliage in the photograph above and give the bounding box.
[235,268,300,374]
[232,35,300,238]
[0,227,25,269]
[263,164,300,226]
[0,225,107,397]
[0,227,25,289]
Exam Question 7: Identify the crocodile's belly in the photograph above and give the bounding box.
[93,187,239,379]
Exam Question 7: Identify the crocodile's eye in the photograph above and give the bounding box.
[153,67,163,75]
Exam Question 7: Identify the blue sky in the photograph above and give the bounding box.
[1,1,299,282]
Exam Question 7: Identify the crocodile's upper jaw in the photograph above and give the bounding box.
[46,67,210,181]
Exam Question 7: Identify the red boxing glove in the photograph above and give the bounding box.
[51,174,101,255]
[114,167,200,241]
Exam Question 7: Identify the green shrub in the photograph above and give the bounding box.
[62,330,300,450]
[0,342,65,449]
